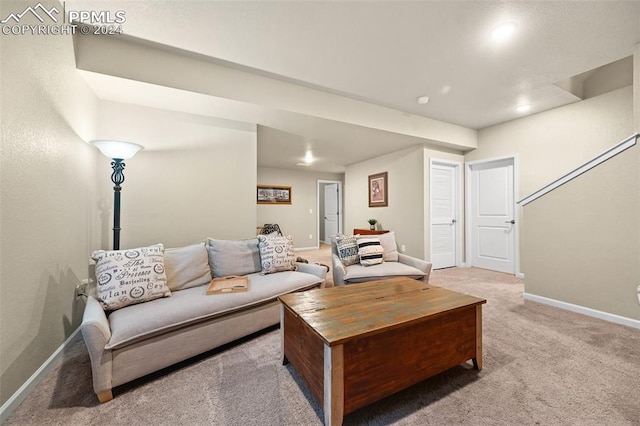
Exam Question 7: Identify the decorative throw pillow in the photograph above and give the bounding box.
[377,231,399,262]
[335,235,359,266]
[91,244,171,311]
[164,242,212,291]
[257,234,297,275]
[207,238,261,278]
[357,237,384,266]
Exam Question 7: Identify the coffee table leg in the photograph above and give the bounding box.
[324,344,344,426]
[473,305,483,371]
[280,304,289,365]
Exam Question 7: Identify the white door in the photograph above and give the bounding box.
[467,158,516,274]
[324,183,339,243]
[430,161,459,269]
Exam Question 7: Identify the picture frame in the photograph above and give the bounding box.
[368,172,388,207]
[257,185,292,205]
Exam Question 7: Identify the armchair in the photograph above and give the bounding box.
[331,233,432,286]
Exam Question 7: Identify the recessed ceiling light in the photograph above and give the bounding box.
[417,95,430,104]
[304,150,314,163]
[516,104,531,113]
[492,22,517,42]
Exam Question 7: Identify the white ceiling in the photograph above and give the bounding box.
[70,0,640,171]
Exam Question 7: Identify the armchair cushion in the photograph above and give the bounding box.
[377,231,399,262]
[342,262,426,283]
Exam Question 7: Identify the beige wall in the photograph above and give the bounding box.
[467,86,633,199]
[95,101,258,249]
[257,168,343,249]
[467,85,635,319]
[0,0,99,406]
[523,145,639,319]
[344,146,426,258]
[344,146,464,260]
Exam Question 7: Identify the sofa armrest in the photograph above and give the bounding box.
[80,296,113,396]
[331,254,346,286]
[296,262,328,283]
[398,253,433,283]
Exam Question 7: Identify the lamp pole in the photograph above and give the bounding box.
[90,140,143,251]
[110,159,126,250]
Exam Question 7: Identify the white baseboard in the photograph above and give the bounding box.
[516,272,525,279]
[0,327,81,424]
[294,246,319,252]
[523,293,640,330]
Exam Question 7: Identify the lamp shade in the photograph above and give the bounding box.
[90,140,143,160]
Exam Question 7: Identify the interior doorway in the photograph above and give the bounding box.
[465,156,519,275]
[429,159,462,269]
[317,180,343,245]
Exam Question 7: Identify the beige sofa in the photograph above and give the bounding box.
[81,238,326,402]
[331,232,432,285]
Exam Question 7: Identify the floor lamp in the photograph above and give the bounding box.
[91,140,143,250]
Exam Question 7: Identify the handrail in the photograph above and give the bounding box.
[518,133,639,206]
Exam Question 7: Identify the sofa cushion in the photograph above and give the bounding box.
[343,262,425,283]
[164,242,212,291]
[257,234,296,274]
[105,270,323,350]
[377,231,399,262]
[207,238,261,278]
[91,244,171,311]
[335,235,359,266]
[357,237,384,266]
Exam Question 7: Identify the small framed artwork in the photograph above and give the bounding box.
[257,185,292,205]
[368,172,388,207]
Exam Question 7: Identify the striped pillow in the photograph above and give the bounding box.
[357,237,384,266]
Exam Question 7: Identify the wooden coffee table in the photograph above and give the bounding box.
[278,277,486,426]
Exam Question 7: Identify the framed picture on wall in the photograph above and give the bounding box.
[257,185,292,204]
[368,172,388,207]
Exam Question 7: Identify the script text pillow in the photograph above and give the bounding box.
[207,238,261,278]
[164,242,212,291]
[335,235,359,266]
[91,244,171,311]
[257,234,297,274]
[357,237,384,266]
[377,231,399,262]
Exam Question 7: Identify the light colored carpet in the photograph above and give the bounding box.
[5,260,640,425]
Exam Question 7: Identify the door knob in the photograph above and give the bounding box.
[451,219,457,224]
[505,220,515,224]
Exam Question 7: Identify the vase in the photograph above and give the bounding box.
[369,224,375,230]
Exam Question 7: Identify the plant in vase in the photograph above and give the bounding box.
[367,219,378,230]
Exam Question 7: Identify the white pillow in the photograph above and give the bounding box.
[91,244,171,311]
[164,242,212,291]
[377,231,399,262]
[257,234,297,274]
[357,237,384,266]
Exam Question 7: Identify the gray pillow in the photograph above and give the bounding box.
[206,238,261,278]
[164,242,213,291]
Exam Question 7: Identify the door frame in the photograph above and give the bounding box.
[465,155,522,277]
[317,179,343,247]
[429,158,463,268]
